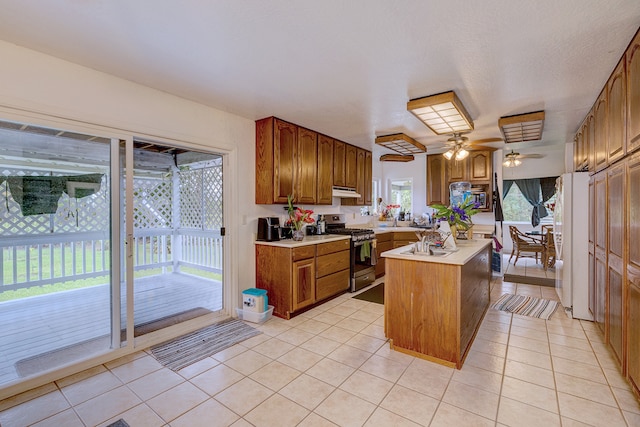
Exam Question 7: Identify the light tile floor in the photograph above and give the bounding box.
[1,278,640,427]
[503,254,558,280]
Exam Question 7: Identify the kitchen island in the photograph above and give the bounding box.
[382,239,492,369]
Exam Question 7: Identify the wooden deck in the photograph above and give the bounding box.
[0,272,222,385]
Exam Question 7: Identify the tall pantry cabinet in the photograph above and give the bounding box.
[577,28,640,398]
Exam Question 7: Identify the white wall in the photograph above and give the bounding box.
[0,40,256,309]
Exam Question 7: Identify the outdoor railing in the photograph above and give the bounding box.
[0,228,224,292]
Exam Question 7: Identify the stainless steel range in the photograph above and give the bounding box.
[324,215,377,292]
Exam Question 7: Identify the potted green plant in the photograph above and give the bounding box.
[431,195,480,240]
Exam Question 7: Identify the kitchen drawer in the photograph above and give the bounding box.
[316,269,350,301]
[375,232,392,243]
[393,231,420,241]
[317,239,350,256]
[292,245,316,261]
[316,250,350,277]
[393,240,416,249]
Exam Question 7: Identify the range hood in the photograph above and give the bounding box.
[332,186,361,198]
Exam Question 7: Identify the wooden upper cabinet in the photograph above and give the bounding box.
[574,129,583,171]
[594,90,608,171]
[345,144,358,188]
[364,150,373,206]
[607,59,626,164]
[587,113,596,173]
[469,151,491,181]
[317,135,334,205]
[448,159,467,181]
[255,117,297,204]
[271,118,298,204]
[333,139,346,187]
[296,127,317,205]
[427,154,448,206]
[627,31,640,154]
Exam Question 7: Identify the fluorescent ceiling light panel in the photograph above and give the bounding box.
[375,133,426,155]
[407,91,474,135]
[499,111,545,143]
[379,154,415,162]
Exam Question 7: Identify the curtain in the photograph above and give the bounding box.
[503,180,515,198]
[539,177,557,218]
[515,178,543,227]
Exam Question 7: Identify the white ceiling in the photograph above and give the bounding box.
[0,1,639,158]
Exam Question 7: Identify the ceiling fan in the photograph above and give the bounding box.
[437,132,503,160]
[503,150,544,167]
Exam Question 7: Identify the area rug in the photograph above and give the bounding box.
[503,273,555,287]
[352,283,384,305]
[150,317,261,371]
[491,293,559,320]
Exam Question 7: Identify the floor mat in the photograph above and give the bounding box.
[491,293,559,320]
[503,273,555,287]
[352,283,384,305]
[150,317,262,371]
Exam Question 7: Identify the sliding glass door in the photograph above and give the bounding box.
[0,120,114,386]
[128,141,224,337]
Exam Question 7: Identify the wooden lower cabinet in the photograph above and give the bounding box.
[292,258,315,312]
[375,233,393,278]
[374,231,422,278]
[256,239,349,319]
[391,231,420,249]
[316,240,350,301]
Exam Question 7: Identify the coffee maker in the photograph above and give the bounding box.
[257,217,281,241]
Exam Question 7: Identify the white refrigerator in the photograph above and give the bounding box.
[553,172,591,320]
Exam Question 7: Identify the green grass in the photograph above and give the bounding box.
[0,241,222,302]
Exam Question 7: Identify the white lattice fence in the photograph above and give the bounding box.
[180,166,223,230]
[133,177,172,229]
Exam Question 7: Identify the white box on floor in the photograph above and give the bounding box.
[235,305,274,323]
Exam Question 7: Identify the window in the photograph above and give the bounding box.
[390,179,412,214]
[503,181,556,222]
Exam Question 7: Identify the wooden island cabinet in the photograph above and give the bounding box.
[382,239,491,369]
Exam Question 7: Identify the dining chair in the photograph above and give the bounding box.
[508,225,544,265]
[541,225,556,270]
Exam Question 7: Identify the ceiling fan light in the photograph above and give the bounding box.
[443,150,454,160]
[503,157,522,167]
[455,148,469,160]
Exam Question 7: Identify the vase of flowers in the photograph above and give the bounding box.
[431,195,480,241]
[287,195,315,241]
[377,198,402,221]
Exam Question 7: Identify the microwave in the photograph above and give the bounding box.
[470,190,489,210]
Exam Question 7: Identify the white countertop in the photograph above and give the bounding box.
[382,238,492,266]
[254,234,350,248]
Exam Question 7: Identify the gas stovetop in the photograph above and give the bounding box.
[326,227,375,242]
